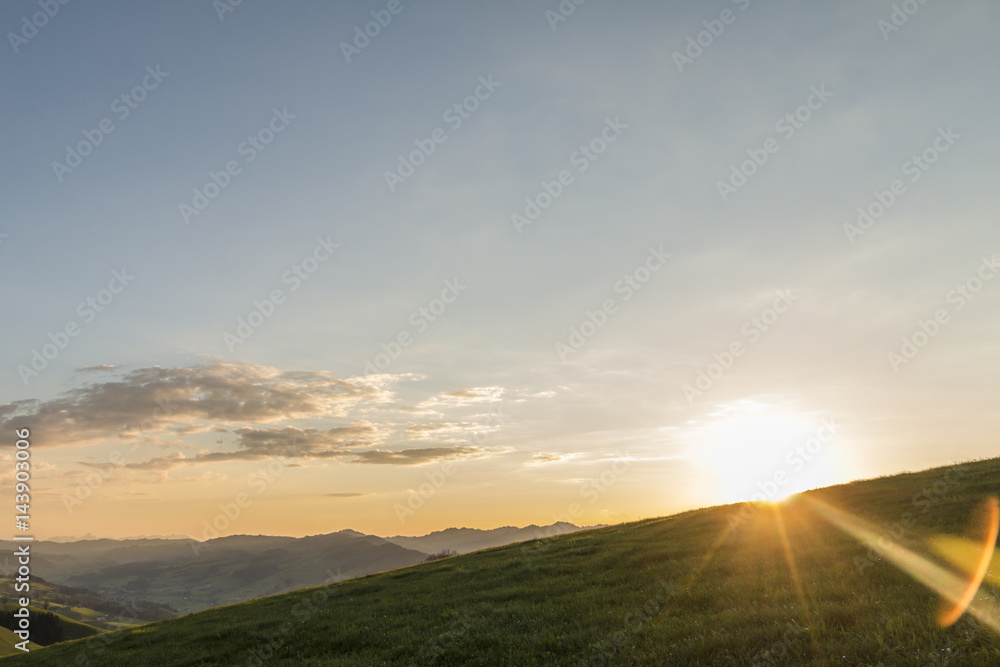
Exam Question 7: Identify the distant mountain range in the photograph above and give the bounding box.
[0,523,595,613]
[384,522,588,555]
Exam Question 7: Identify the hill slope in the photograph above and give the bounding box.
[384,522,593,555]
[0,575,173,627]
[3,524,590,614]
[0,627,40,658]
[6,458,1000,665]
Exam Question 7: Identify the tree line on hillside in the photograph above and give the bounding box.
[0,610,64,645]
[68,593,176,621]
[0,578,177,623]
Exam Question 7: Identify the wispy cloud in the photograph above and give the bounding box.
[0,361,396,448]
[526,452,567,465]
[351,446,484,465]
[417,387,504,410]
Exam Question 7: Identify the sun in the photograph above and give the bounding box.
[686,400,842,504]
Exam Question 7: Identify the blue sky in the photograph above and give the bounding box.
[2,1,999,538]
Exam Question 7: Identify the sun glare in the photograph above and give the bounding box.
[688,401,843,504]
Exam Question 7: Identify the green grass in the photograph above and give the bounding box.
[0,575,156,633]
[0,628,39,658]
[5,458,1000,665]
[63,606,102,622]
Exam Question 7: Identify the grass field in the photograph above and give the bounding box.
[0,575,154,636]
[0,628,39,658]
[4,458,1000,665]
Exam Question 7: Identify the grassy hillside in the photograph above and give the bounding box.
[0,575,174,624]
[0,628,39,658]
[0,575,162,641]
[0,604,103,644]
[385,522,589,555]
[5,458,1000,665]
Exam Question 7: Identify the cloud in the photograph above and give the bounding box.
[122,453,189,471]
[0,361,395,448]
[398,406,442,416]
[77,364,116,373]
[404,410,506,445]
[178,472,227,485]
[105,423,379,470]
[5,362,506,475]
[511,389,557,404]
[527,452,565,465]
[0,400,33,421]
[326,492,367,498]
[440,387,504,403]
[417,387,504,410]
[115,427,486,470]
[231,423,383,456]
[350,446,483,465]
[404,422,469,440]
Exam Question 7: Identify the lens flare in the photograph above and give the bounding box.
[800,495,1000,632]
[938,495,999,627]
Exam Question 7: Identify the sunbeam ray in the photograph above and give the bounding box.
[772,505,827,665]
[800,495,1000,633]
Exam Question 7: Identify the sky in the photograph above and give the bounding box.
[1,1,999,541]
